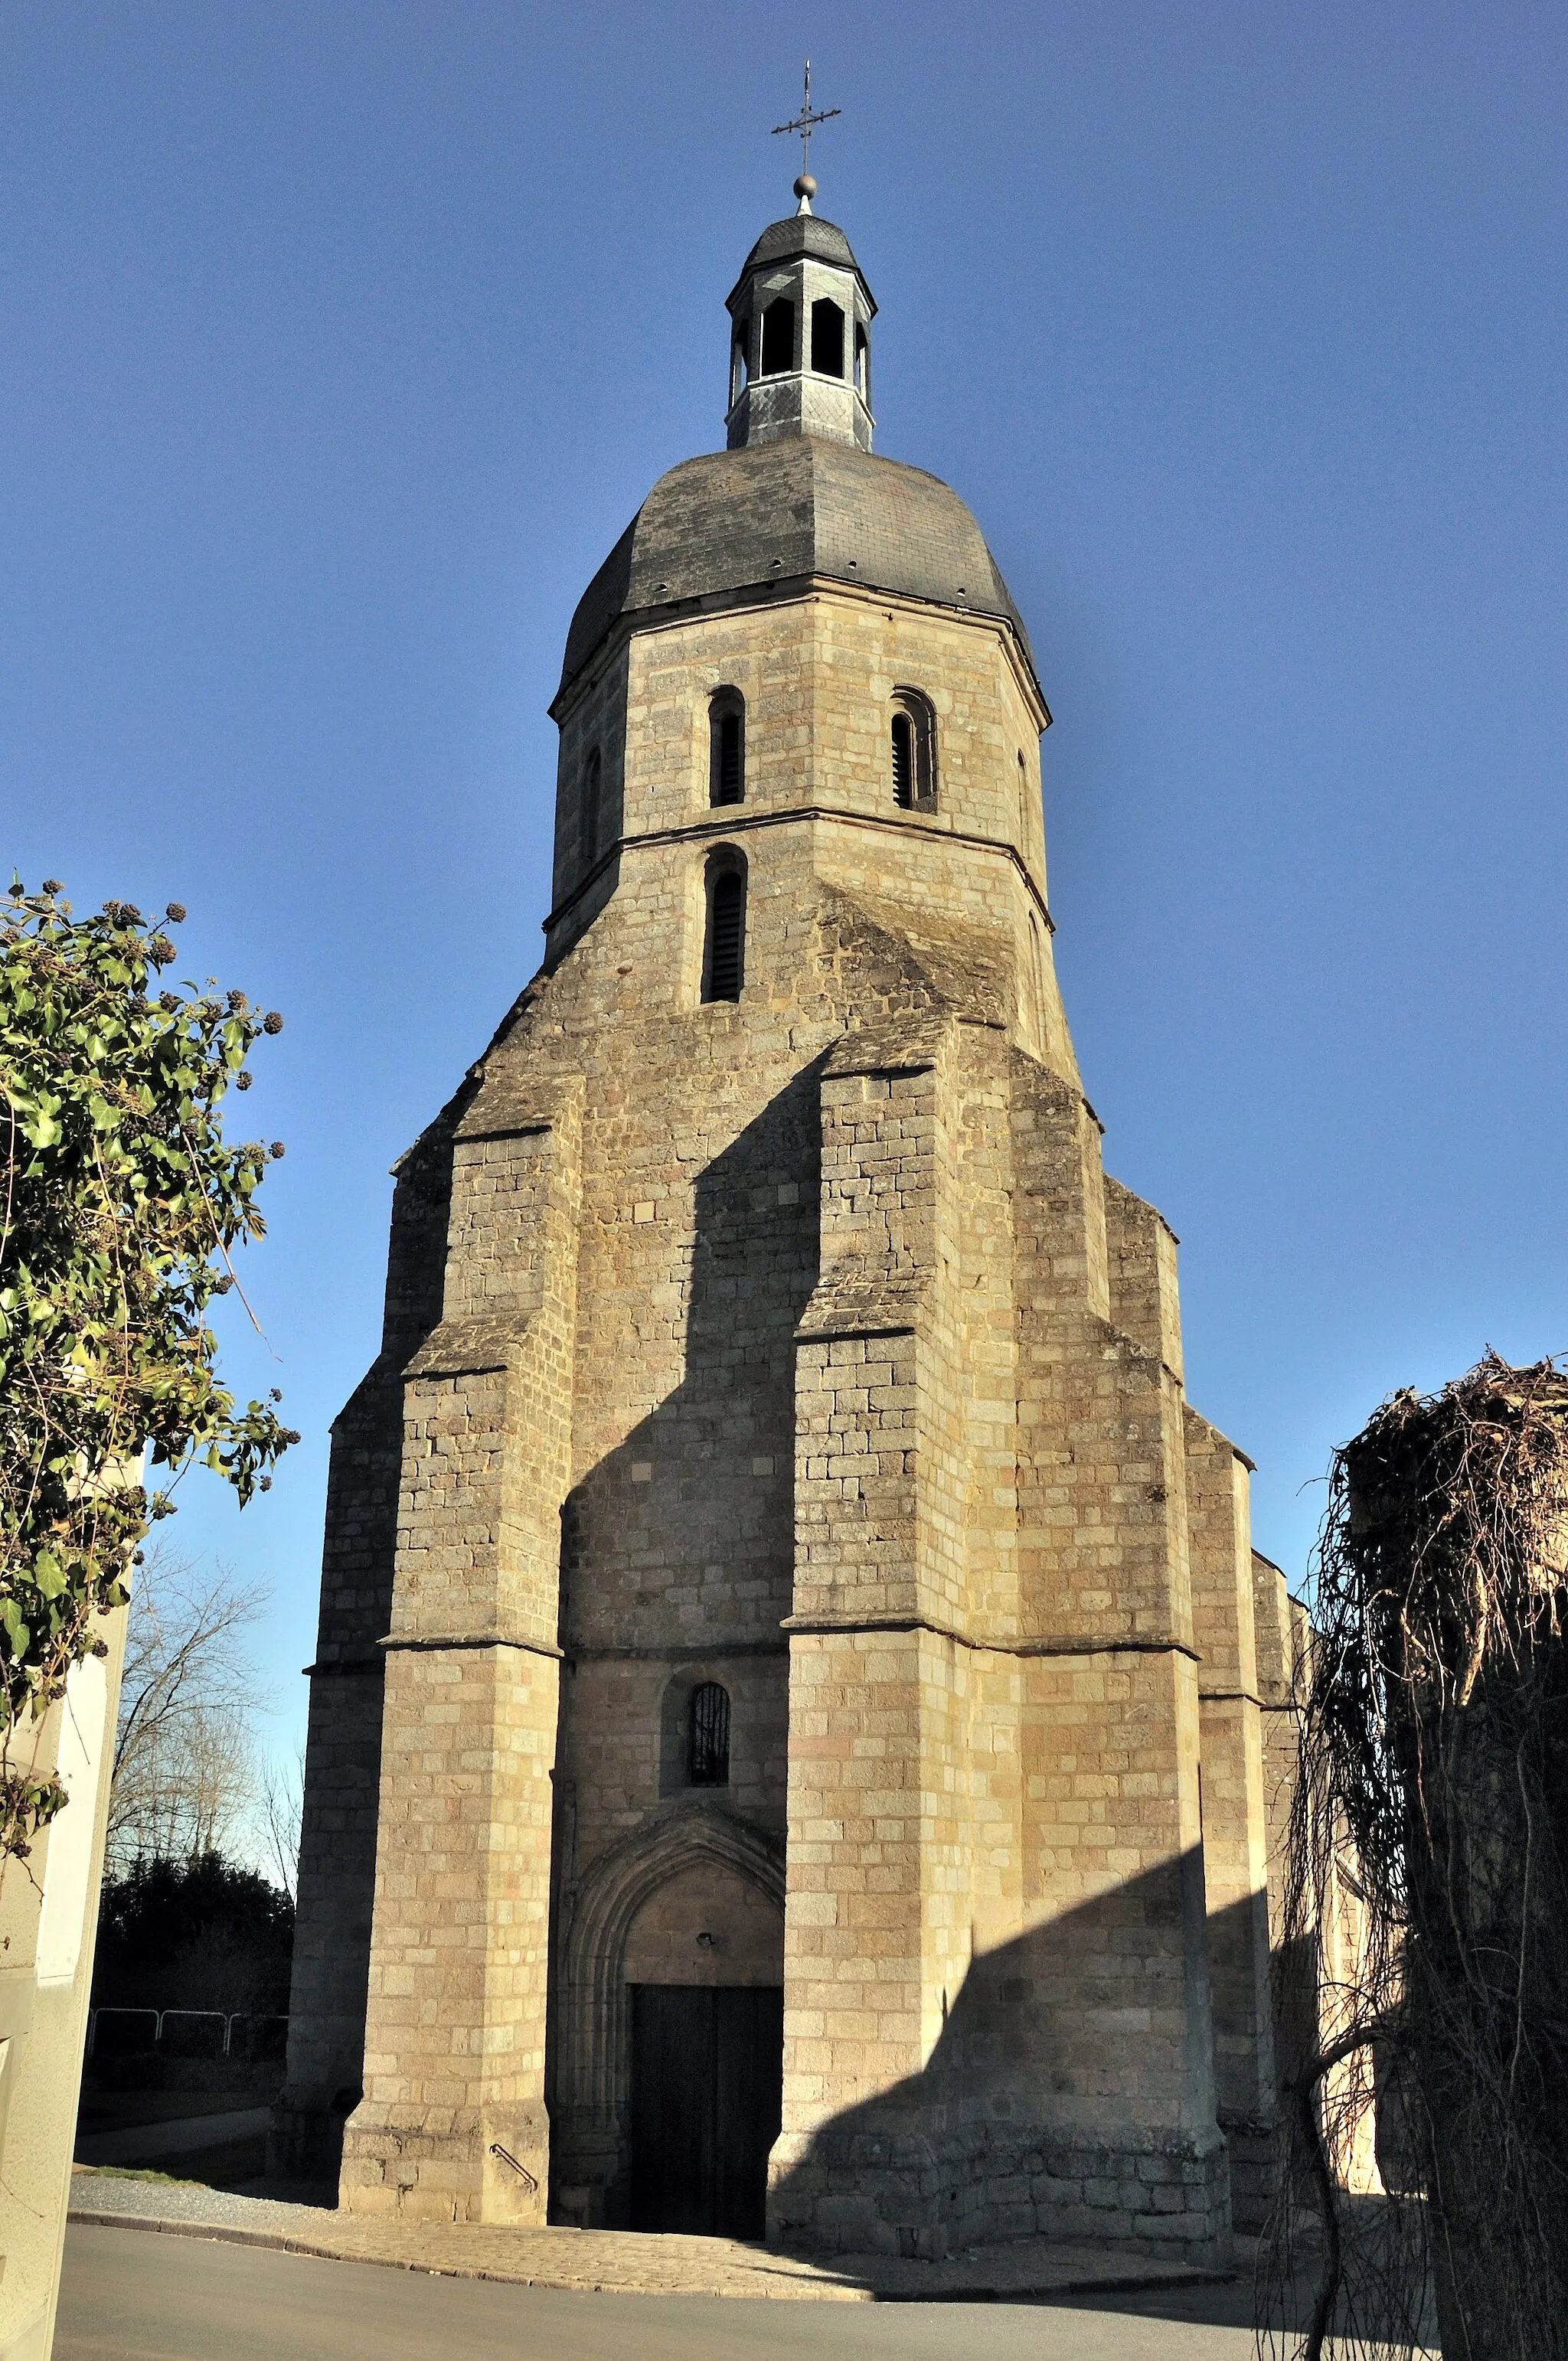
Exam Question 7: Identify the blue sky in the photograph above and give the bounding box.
[5,2,1566,1769]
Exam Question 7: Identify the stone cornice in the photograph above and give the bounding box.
[564,1638,789,1663]
[550,573,1051,733]
[541,801,1054,948]
[779,1612,1202,1664]
[401,1314,533,1381]
[377,1631,565,1661]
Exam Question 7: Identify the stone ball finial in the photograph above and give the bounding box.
[793,173,817,201]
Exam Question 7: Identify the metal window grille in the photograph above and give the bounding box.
[689,1683,730,1786]
[705,873,745,1001]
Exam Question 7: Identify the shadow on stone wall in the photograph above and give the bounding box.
[271,1122,456,2189]
[766,1860,1277,2267]
[558,1060,825,1657]
[548,1069,824,2204]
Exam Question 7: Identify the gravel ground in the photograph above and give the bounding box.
[71,2171,338,2237]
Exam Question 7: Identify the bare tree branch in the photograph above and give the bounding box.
[256,1746,303,1899]
[107,1546,273,1874]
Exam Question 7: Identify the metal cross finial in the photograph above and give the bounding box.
[773,58,840,182]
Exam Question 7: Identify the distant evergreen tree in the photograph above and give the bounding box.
[93,1850,293,2017]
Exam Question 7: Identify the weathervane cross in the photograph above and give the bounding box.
[773,58,840,183]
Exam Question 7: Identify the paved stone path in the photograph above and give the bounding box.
[68,2169,1228,2303]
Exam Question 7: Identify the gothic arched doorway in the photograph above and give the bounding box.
[624,1859,783,2237]
[553,1804,786,2234]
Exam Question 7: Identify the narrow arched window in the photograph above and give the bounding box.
[730,320,750,407]
[708,691,745,806]
[760,298,795,377]
[689,1682,730,1786]
[581,746,603,862]
[891,712,913,807]
[890,693,936,809]
[702,857,746,1003]
[811,299,844,377]
[854,322,869,398]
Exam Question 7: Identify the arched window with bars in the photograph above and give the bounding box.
[890,692,937,810]
[688,1682,731,1788]
[708,690,745,806]
[701,853,746,1003]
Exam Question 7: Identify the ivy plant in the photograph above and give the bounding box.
[0,880,296,1863]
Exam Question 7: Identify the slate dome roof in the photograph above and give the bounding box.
[556,436,1037,703]
[729,212,866,293]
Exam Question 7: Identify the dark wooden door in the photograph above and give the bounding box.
[629,1984,783,2239]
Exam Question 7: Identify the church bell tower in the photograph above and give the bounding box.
[724,191,875,452]
[277,167,1283,2268]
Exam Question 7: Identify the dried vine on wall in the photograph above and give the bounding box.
[1262,1354,1568,2361]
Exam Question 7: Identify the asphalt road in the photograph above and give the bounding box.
[59,2224,1271,2361]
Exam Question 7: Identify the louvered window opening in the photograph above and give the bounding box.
[705,873,745,1002]
[891,713,914,808]
[710,703,744,805]
[890,697,936,809]
[689,1683,730,1786]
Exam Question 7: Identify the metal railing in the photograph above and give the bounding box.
[489,2140,539,2194]
[87,2007,289,2060]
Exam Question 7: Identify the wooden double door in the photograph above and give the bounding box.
[629,1983,783,2239]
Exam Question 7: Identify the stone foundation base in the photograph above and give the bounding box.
[548,2103,625,2227]
[268,2093,349,2186]
[767,2121,1233,2265]
[1220,2111,1282,2234]
[339,2103,550,2225]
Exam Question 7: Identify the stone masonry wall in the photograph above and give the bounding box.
[291,573,1266,2261]
[274,1125,456,2181]
[1181,1406,1275,2227]
[341,1083,582,2222]
[769,1016,1235,2263]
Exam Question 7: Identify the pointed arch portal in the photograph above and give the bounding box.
[554,1802,785,2233]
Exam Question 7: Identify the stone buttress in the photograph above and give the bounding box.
[277,190,1279,2258]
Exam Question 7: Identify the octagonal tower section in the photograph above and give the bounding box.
[724,211,876,453]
